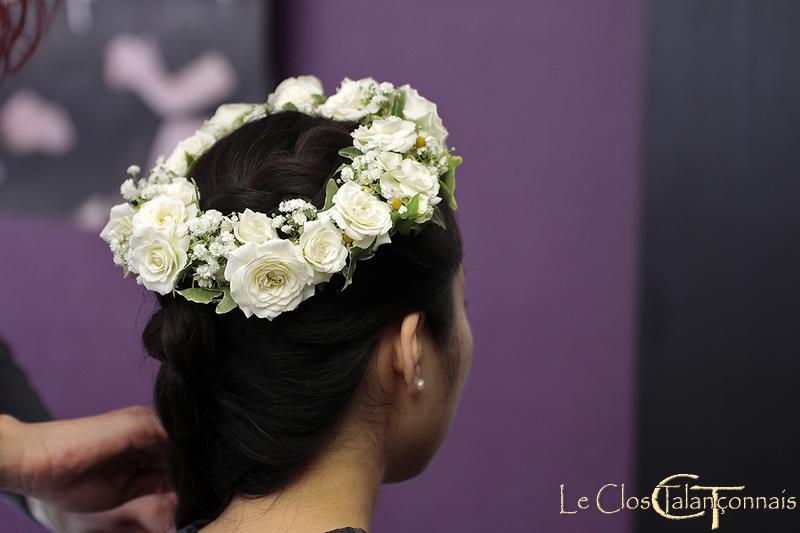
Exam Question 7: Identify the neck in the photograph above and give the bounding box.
[202,431,384,533]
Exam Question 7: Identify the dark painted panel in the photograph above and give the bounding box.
[637,1,800,531]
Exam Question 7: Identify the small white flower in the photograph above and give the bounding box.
[271,215,286,228]
[325,181,392,248]
[188,209,223,236]
[292,211,308,226]
[299,219,348,279]
[131,195,195,239]
[340,167,354,181]
[101,202,135,244]
[278,198,316,213]
[233,208,278,244]
[192,242,210,261]
[400,84,448,145]
[319,77,382,121]
[267,75,324,112]
[195,277,215,289]
[128,229,190,295]
[224,239,316,320]
[120,179,138,201]
[379,157,440,215]
[352,116,418,153]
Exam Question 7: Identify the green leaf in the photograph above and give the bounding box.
[341,253,359,290]
[215,287,237,314]
[394,218,418,235]
[338,146,363,160]
[439,155,462,210]
[282,102,298,112]
[390,91,406,118]
[403,193,420,220]
[311,93,327,105]
[323,178,339,210]
[430,206,447,230]
[341,240,378,290]
[185,153,197,174]
[178,287,222,304]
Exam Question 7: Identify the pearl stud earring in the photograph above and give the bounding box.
[415,377,425,391]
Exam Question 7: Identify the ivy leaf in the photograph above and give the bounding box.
[178,287,222,304]
[439,155,462,210]
[390,91,406,118]
[323,178,339,210]
[341,252,360,291]
[338,146,363,160]
[311,94,327,105]
[282,102,298,112]
[341,239,378,290]
[430,206,447,230]
[215,287,237,314]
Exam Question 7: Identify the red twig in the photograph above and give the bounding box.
[1,0,61,78]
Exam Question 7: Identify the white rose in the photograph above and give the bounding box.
[379,157,440,215]
[319,77,381,121]
[163,130,216,175]
[100,202,135,243]
[161,177,197,206]
[128,230,190,295]
[131,195,194,239]
[233,208,278,244]
[326,181,392,248]
[200,103,258,137]
[268,76,324,111]
[224,239,316,320]
[400,84,448,145]
[299,219,348,279]
[352,116,417,153]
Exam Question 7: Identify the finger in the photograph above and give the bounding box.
[53,406,169,466]
[100,406,168,450]
[119,466,174,503]
[62,493,177,533]
[115,493,177,533]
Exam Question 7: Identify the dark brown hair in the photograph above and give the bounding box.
[142,111,463,526]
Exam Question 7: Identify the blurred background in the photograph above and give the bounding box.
[0,1,797,532]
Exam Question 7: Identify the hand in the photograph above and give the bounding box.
[41,493,177,533]
[0,406,172,513]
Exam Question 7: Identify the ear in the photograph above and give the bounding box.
[392,312,425,395]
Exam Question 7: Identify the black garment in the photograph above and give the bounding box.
[177,524,366,533]
[0,337,53,518]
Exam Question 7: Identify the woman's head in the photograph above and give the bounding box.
[142,111,472,526]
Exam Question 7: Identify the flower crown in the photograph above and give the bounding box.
[101,76,462,320]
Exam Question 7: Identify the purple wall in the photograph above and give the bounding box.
[0,1,642,531]
[280,1,642,531]
[0,216,158,532]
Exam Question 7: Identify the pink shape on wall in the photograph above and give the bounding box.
[0,89,76,156]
